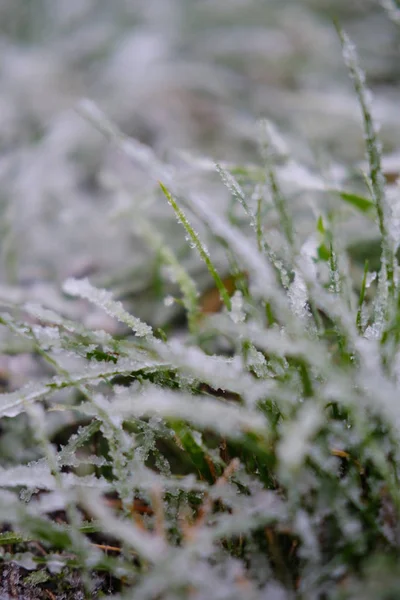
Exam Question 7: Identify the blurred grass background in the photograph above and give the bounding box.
[0,0,399,359]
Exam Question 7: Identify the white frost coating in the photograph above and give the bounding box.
[229,290,245,324]
[24,303,63,325]
[0,462,111,491]
[0,355,164,418]
[80,491,166,563]
[329,249,341,293]
[164,295,175,307]
[341,28,389,255]
[393,351,400,387]
[386,185,400,252]
[31,325,60,347]
[341,36,365,84]
[354,337,400,431]
[246,345,269,378]
[365,272,377,288]
[299,235,318,280]
[279,160,328,192]
[188,192,288,311]
[63,278,154,339]
[78,99,171,182]
[359,303,369,331]
[208,314,329,371]
[364,324,381,340]
[288,272,309,320]
[215,163,247,206]
[107,387,267,437]
[259,119,288,159]
[277,404,323,472]
[215,161,262,242]
[157,338,269,405]
[289,235,320,321]
[78,99,171,181]
[294,510,320,561]
[24,303,114,344]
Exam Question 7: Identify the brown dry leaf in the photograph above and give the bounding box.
[199,273,248,314]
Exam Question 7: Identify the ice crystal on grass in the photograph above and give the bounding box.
[77,99,171,184]
[366,271,377,288]
[100,385,268,438]
[245,345,269,379]
[63,277,154,339]
[0,463,111,492]
[288,272,310,320]
[229,290,245,324]
[338,25,396,309]
[160,183,232,311]
[164,295,175,307]
[132,214,200,333]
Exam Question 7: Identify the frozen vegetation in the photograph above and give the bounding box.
[0,1,400,598]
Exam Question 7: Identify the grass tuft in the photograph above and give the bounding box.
[0,14,400,600]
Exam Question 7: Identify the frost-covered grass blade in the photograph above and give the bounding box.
[1,13,400,599]
[159,182,232,311]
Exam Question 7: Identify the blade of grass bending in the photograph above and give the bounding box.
[215,163,266,254]
[336,24,395,299]
[159,182,232,311]
[258,121,295,251]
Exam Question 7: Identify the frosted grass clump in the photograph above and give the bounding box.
[1,13,400,599]
[338,26,396,299]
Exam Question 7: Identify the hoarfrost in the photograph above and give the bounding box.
[106,386,268,437]
[366,271,377,288]
[187,192,285,310]
[288,272,309,319]
[0,462,110,491]
[294,509,320,561]
[246,346,269,379]
[258,120,288,160]
[386,184,400,252]
[277,404,323,472]
[229,291,245,324]
[63,277,154,339]
[164,295,175,307]
[279,160,328,192]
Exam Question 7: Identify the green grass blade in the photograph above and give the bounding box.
[134,216,201,333]
[159,182,232,311]
[258,120,295,251]
[337,190,375,213]
[337,24,395,299]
